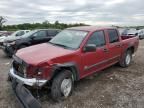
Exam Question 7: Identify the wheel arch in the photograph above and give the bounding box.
[50,62,80,81]
[127,46,135,54]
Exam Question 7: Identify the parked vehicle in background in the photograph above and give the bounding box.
[3,29,60,57]
[122,28,138,36]
[118,28,129,35]
[138,29,144,40]
[0,30,30,47]
[9,26,139,102]
[0,31,13,37]
[3,30,30,42]
[0,31,7,36]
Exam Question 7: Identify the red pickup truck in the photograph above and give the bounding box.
[9,26,139,101]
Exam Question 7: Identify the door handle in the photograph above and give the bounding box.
[103,48,109,52]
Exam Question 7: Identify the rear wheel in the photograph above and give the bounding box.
[51,70,74,101]
[119,50,132,67]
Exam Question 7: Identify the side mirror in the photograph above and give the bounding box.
[83,44,96,52]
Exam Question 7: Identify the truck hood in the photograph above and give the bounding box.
[16,43,74,65]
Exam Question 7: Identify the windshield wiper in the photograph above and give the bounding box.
[48,42,71,49]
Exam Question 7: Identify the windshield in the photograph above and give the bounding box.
[49,30,88,49]
[10,31,20,36]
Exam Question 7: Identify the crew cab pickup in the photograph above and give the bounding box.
[3,29,60,57]
[9,26,139,101]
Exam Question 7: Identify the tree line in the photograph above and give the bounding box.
[0,16,88,31]
[0,16,144,31]
[3,21,88,31]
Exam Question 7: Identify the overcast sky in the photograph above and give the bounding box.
[0,0,144,26]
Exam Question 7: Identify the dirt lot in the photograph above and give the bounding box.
[0,40,144,108]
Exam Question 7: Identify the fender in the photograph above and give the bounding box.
[125,44,135,54]
[50,62,80,81]
[16,39,31,49]
[120,44,135,61]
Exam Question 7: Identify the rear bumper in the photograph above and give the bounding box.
[11,79,42,108]
[9,68,48,87]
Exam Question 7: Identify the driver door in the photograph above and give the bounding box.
[81,30,109,77]
[30,30,48,45]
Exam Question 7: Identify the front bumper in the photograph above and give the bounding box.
[11,79,42,108]
[9,68,48,87]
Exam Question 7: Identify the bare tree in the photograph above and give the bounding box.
[0,16,7,30]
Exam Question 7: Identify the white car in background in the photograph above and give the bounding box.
[0,30,30,47]
[138,29,144,40]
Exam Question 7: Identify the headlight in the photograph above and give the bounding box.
[23,66,27,77]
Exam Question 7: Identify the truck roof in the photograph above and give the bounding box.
[67,26,117,32]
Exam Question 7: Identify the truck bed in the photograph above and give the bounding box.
[121,35,139,53]
[121,35,137,40]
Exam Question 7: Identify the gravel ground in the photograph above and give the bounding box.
[0,40,144,108]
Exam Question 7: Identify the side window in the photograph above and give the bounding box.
[33,30,47,37]
[108,29,119,43]
[87,31,106,47]
[48,30,58,36]
[26,31,29,33]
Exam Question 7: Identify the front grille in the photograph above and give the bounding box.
[13,61,25,77]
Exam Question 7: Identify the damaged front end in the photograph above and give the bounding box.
[11,79,42,108]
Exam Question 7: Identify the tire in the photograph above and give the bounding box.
[119,50,132,68]
[51,70,74,102]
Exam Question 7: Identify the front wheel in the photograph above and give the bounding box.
[51,70,74,101]
[119,50,132,67]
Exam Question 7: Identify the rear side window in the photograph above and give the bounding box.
[87,31,106,47]
[48,30,59,36]
[108,29,119,43]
